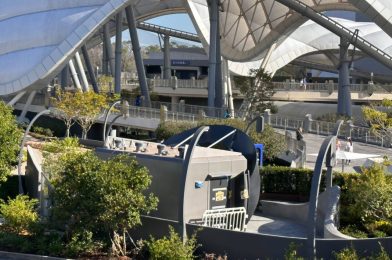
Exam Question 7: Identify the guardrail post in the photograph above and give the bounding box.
[263,109,271,125]
[160,105,168,122]
[304,114,312,133]
[197,109,206,120]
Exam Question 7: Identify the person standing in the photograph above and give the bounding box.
[345,137,353,165]
[296,127,304,141]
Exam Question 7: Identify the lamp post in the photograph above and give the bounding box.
[102,100,130,147]
[18,109,51,194]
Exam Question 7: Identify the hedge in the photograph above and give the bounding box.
[260,166,361,200]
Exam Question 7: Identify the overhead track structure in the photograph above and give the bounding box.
[274,0,392,71]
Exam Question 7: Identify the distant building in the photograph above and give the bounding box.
[144,47,209,79]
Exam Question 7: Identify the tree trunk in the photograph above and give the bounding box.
[82,129,88,139]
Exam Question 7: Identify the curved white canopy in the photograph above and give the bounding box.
[1,0,392,96]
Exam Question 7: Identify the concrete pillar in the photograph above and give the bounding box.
[263,109,271,125]
[125,5,151,107]
[179,99,185,113]
[81,45,99,93]
[207,0,218,111]
[171,96,179,112]
[163,34,171,79]
[60,65,70,90]
[304,114,312,133]
[114,12,123,94]
[223,59,234,116]
[102,31,108,75]
[18,90,37,123]
[69,59,82,91]
[160,105,168,122]
[103,24,115,76]
[75,51,89,92]
[337,37,352,117]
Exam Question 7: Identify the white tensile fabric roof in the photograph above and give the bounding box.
[1,0,392,95]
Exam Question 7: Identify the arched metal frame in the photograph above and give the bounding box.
[307,120,343,258]
[102,100,121,141]
[18,109,51,194]
[179,126,210,241]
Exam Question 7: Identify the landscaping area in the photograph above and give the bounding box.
[1,93,392,258]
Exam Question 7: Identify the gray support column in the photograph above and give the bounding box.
[60,65,69,90]
[215,10,223,109]
[69,59,82,91]
[337,37,352,117]
[102,32,108,75]
[163,34,171,79]
[115,12,123,94]
[75,51,89,92]
[81,45,99,93]
[103,24,115,76]
[18,90,37,123]
[207,0,218,110]
[125,5,151,107]
[223,58,234,116]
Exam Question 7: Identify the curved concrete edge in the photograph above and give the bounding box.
[260,185,351,239]
[323,186,354,239]
[27,145,43,173]
[0,0,132,96]
[0,251,71,260]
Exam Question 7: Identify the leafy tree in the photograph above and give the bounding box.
[234,68,275,119]
[51,89,79,137]
[0,101,20,182]
[72,91,108,139]
[52,152,158,255]
[0,195,38,234]
[362,99,392,140]
[97,75,114,93]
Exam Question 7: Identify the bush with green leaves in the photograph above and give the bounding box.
[65,230,103,257]
[284,243,304,260]
[31,126,53,137]
[343,164,392,237]
[146,226,198,260]
[52,151,158,255]
[0,101,21,183]
[0,195,38,234]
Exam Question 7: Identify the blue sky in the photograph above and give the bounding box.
[123,14,199,46]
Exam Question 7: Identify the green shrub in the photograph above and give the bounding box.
[42,137,80,153]
[345,164,392,225]
[155,121,195,141]
[284,243,304,260]
[334,247,359,260]
[146,226,198,260]
[31,126,53,137]
[0,195,39,234]
[65,230,102,257]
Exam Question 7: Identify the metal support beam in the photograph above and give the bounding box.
[7,91,26,106]
[125,5,151,107]
[81,45,99,93]
[223,59,234,116]
[103,23,115,76]
[69,59,82,91]
[274,0,392,70]
[75,51,89,92]
[337,38,352,117]
[102,32,108,75]
[163,34,171,79]
[215,9,223,109]
[207,0,218,111]
[18,90,36,123]
[115,12,123,94]
[60,65,69,90]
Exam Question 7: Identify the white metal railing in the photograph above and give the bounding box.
[149,78,208,89]
[270,114,304,130]
[202,207,248,231]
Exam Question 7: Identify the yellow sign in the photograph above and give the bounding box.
[215,191,225,201]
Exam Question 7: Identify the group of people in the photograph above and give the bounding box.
[336,137,354,165]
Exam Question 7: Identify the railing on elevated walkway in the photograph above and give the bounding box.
[147,78,392,95]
